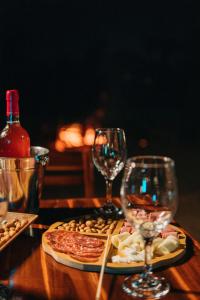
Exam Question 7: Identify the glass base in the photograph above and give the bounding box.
[122,274,170,299]
[94,202,124,219]
[0,283,10,300]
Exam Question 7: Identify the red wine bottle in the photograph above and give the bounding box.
[0,89,30,157]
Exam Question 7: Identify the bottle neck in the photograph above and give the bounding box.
[6,90,20,124]
[7,115,20,124]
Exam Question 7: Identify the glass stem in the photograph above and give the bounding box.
[105,179,113,204]
[143,237,153,280]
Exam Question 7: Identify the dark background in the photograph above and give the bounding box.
[0,1,199,240]
[0,1,197,147]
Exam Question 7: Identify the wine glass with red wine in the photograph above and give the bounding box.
[92,128,126,217]
[120,155,178,299]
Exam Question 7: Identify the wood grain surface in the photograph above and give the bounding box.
[0,197,199,300]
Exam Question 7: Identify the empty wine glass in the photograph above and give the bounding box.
[92,128,126,217]
[0,173,8,223]
[0,168,9,298]
[120,155,178,299]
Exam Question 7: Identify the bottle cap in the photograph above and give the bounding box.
[6,89,19,116]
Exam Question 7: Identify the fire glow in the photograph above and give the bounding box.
[55,123,95,152]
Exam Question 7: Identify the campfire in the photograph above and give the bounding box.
[54,123,95,152]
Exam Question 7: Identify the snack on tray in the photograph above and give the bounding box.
[0,218,28,247]
[42,218,186,271]
[45,230,105,262]
[57,216,118,235]
[111,226,180,263]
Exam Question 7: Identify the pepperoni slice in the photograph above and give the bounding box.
[46,230,104,247]
[51,243,103,257]
[65,232,104,247]
[45,230,105,261]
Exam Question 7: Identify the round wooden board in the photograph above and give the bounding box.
[42,222,186,274]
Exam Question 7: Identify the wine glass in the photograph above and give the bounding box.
[120,155,178,299]
[92,128,126,217]
[0,169,9,298]
[0,173,8,223]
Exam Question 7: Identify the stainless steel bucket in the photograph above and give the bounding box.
[0,146,49,214]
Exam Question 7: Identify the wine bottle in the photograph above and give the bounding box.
[0,89,30,157]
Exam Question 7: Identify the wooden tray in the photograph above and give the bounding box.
[42,220,186,274]
[0,212,38,252]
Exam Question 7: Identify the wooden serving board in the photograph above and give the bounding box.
[42,220,186,274]
[0,212,38,252]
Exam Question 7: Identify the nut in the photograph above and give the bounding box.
[0,217,29,248]
[85,220,93,227]
[55,216,117,235]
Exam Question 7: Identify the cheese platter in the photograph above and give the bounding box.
[42,215,186,274]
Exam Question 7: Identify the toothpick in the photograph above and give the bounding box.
[95,235,110,300]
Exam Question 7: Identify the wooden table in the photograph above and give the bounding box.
[0,197,200,300]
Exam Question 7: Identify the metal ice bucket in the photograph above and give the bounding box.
[0,146,49,214]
